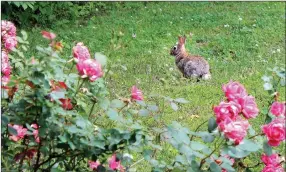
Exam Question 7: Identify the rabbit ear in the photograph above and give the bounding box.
[178,36,185,44]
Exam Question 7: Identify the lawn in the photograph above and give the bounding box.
[18,2,285,171]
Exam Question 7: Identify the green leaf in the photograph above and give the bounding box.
[1,115,9,126]
[208,117,217,133]
[170,102,178,111]
[248,125,256,136]
[201,133,215,143]
[210,162,222,172]
[143,149,153,161]
[190,141,206,151]
[136,100,146,107]
[224,146,251,158]
[94,52,107,67]
[138,109,149,116]
[107,108,119,120]
[174,98,189,104]
[22,3,27,10]
[68,141,76,150]
[58,135,67,143]
[99,98,110,110]
[147,105,159,112]
[110,99,125,108]
[221,162,235,172]
[263,141,272,155]
[50,91,65,100]
[263,83,273,91]
[237,139,260,152]
[76,119,86,129]
[190,160,200,171]
[67,126,78,134]
[8,126,18,135]
[21,30,28,40]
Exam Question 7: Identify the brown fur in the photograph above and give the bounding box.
[170,35,211,80]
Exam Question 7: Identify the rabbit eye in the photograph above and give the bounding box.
[173,46,177,50]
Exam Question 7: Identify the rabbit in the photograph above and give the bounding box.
[170,35,211,80]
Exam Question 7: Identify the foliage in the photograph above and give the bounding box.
[1,2,286,172]
[1,2,122,27]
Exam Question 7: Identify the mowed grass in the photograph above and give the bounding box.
[21,2,285,171]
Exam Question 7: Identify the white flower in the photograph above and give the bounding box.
[169,67,174,71]
[255,44,258,47]
[159,8,162,11]
[132,33,136,38]
[224,24,230,28]
[253,24,256,27]
[238,17,242,21]
[180,17,183,19]
[272,50,276,54]
[277,49,281,53]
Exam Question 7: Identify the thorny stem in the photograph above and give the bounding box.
[190,120,208,141]
[18,138,28,171]
[248,133,264,139]
[88,100,97,119]
[73,79,86,97]
[199,139,225,169]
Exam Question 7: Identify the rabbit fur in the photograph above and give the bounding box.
[170,36,211,80]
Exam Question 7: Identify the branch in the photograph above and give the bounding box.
[190,120,208,141]
[199,139,224,169]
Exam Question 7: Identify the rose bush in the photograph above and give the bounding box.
[1,20,285,172]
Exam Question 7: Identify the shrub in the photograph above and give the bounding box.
[1,20,285,172]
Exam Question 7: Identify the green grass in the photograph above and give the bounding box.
[21,2,285,171]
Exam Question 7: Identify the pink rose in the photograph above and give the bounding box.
[4,36,17,52]
[76,59,103,82]
[1,51,11,76]
[1,75,10,86]
[72,42,91,61]
[214,101,241,124]
[88,160,100,170]
[1,20,16,37]
[108,154,124,171]
[262,118,285,147]
[222,81,247,101]
[238,95,259,119]
[261,153,280,166]
[8,124,27,142]
[220,118,249,145]
[262,165,284,172]
[41,31,56,40]
[270,102,285,117]
[131,86,144,101]
[31,124,40,143]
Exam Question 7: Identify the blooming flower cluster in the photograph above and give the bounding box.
[8,123,40,143]
[1,20,17,86]
[261,154,284,172]
[1,20,17,52]
[88,154,124,171]
[214,81,259,144]
[72,42,103,82]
